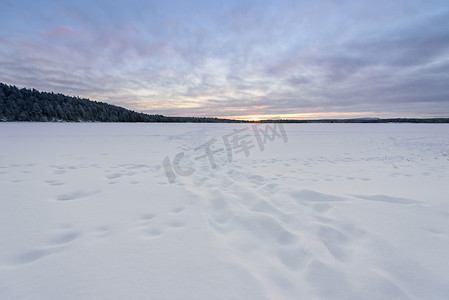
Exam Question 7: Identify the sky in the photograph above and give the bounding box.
[1,0,449,120]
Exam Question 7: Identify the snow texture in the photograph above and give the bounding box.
[1,123,448,299]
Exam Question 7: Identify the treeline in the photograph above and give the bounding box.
[0,83,241,123]
[260,118,449,123]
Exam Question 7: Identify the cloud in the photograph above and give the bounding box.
[0,0,448,118]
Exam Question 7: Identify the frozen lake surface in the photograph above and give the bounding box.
[1,123,448,299]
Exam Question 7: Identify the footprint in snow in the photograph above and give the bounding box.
[171,207,184,214]
[94,226,113,238]
[56,190,100,201]
[139,209,185,238]
[11,229,80,265]
[45,180,65,186]
[49,231,80,245]
[166,220,185,229]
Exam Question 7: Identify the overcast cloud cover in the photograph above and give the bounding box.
[1,0,448,119]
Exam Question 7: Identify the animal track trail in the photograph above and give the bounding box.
[196,164,373,285]
[195,168,318,297]
[175,130,369,289]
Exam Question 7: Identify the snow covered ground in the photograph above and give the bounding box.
[1,122,448,299]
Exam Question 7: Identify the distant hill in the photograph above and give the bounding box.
[0,83,240,123]
[259,118,449,123]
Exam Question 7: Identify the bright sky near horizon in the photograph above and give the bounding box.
[1,0,448,119]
